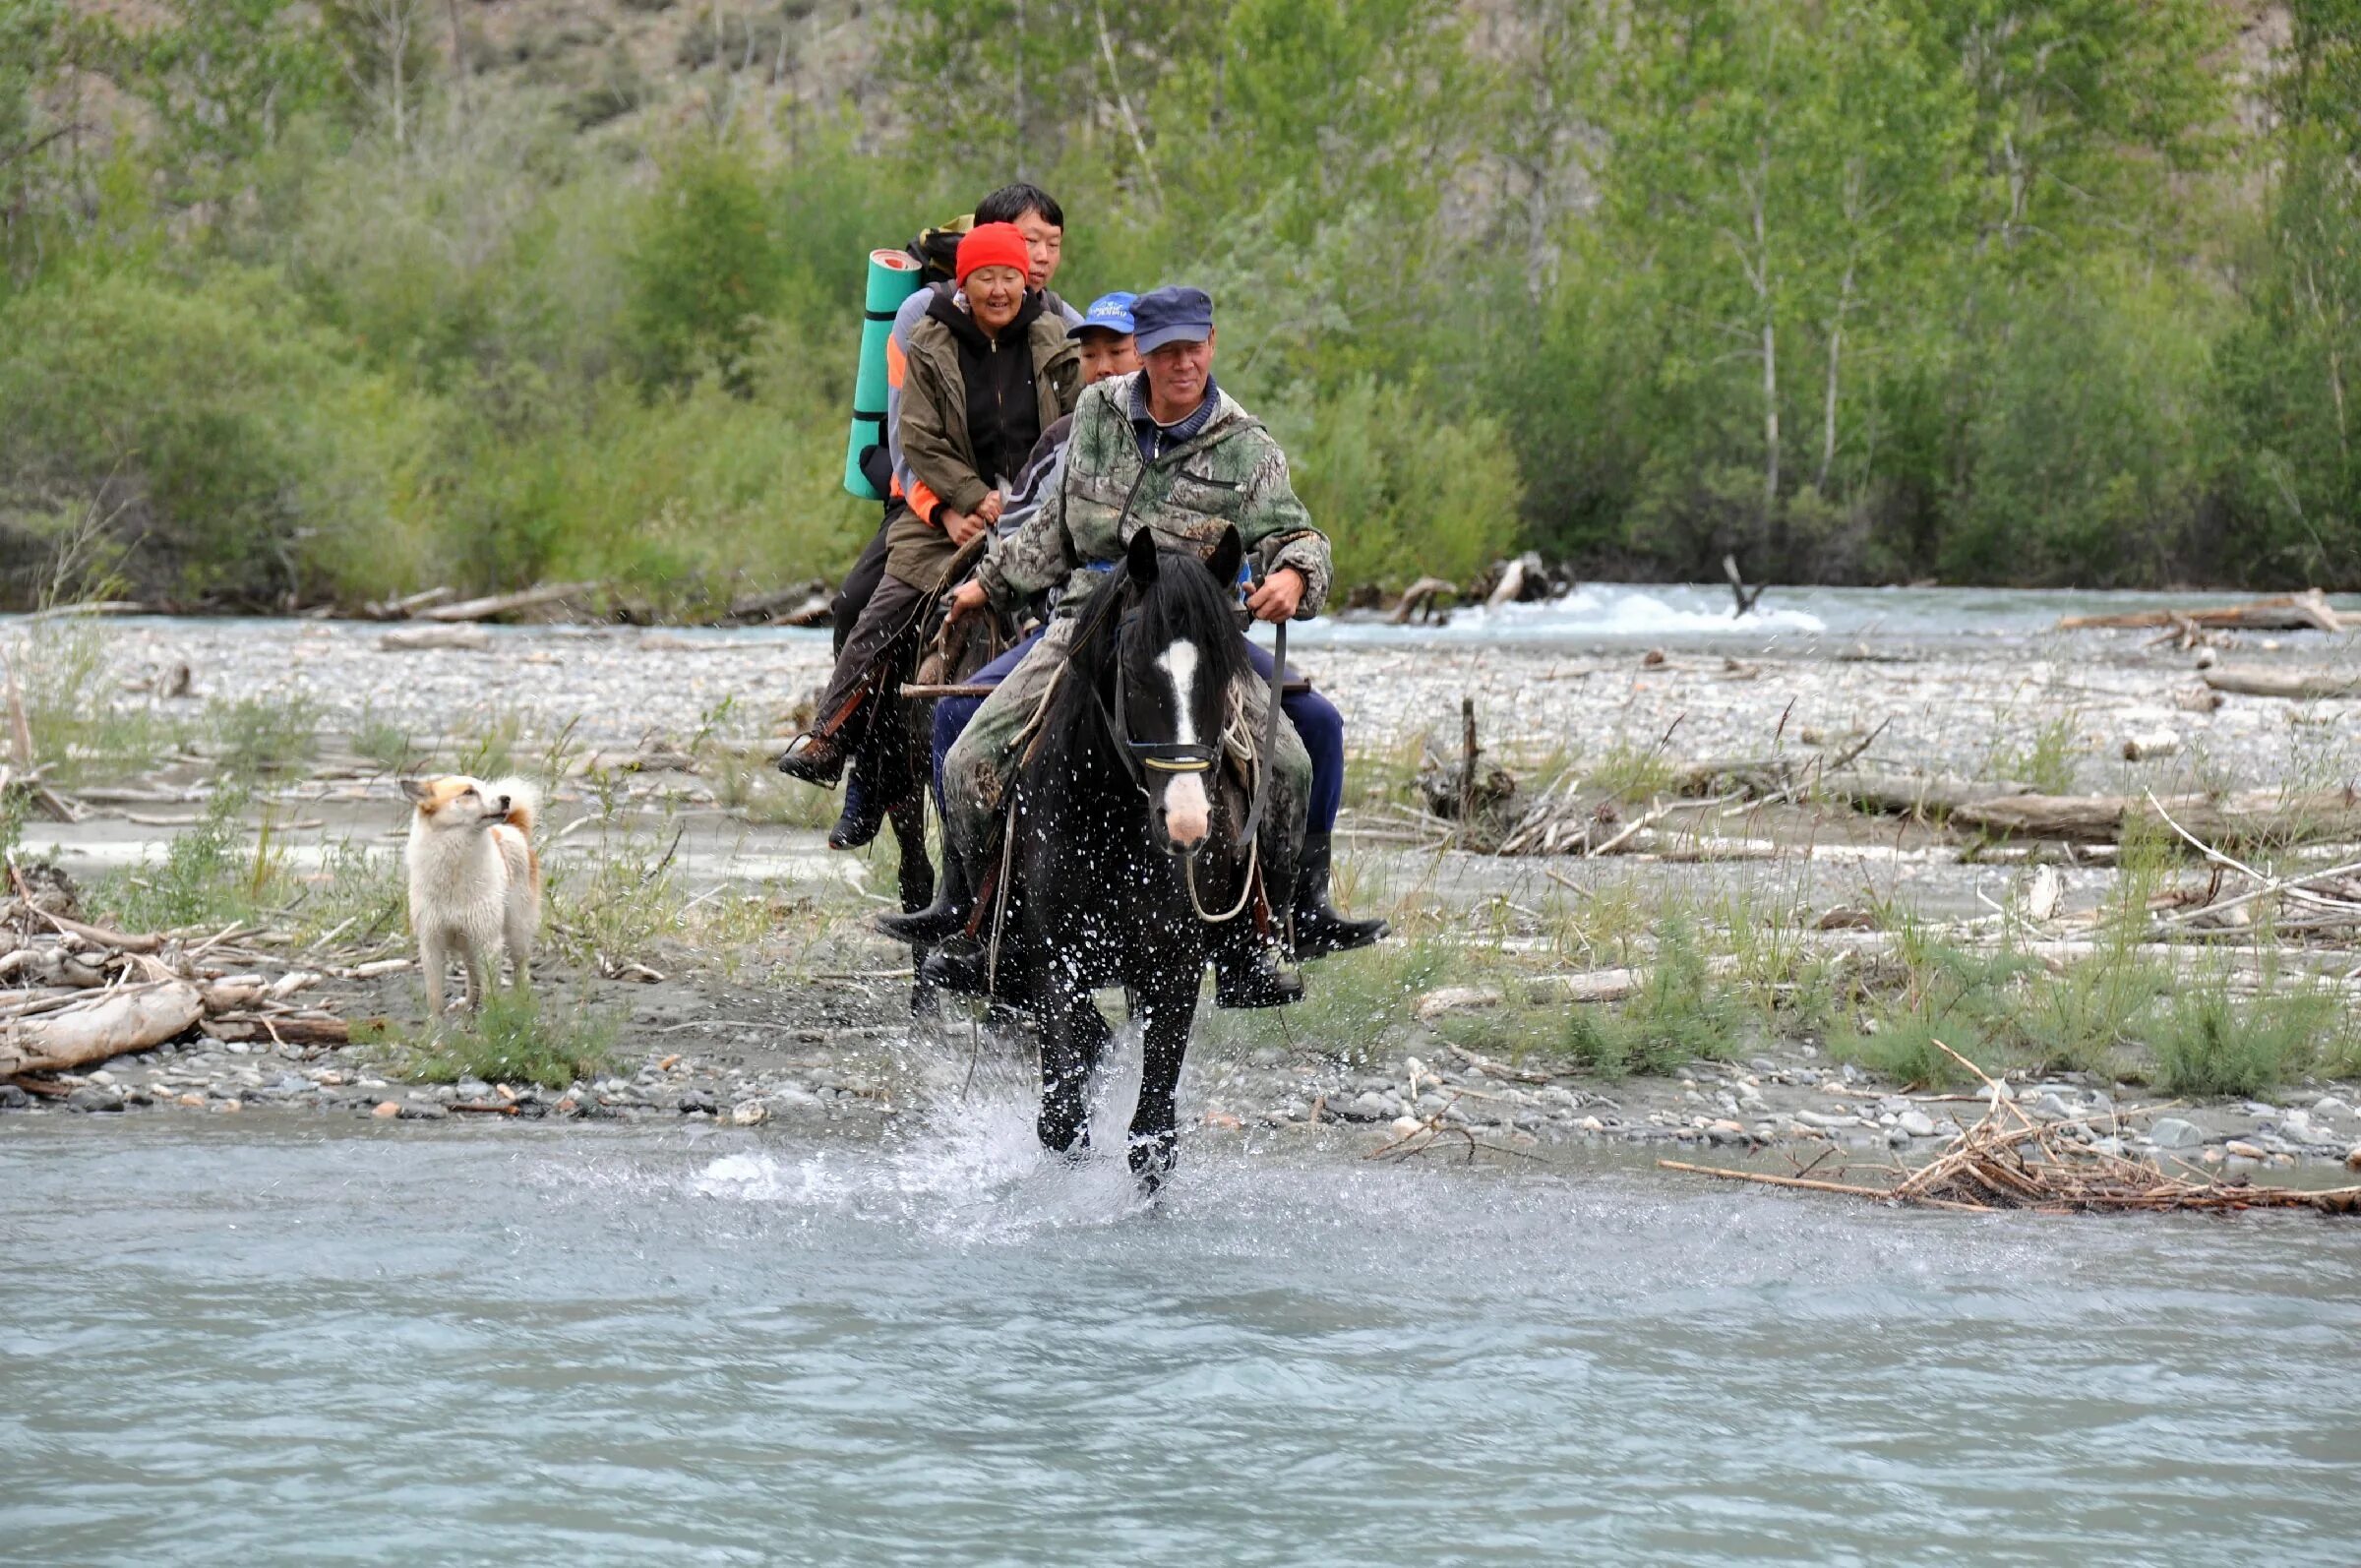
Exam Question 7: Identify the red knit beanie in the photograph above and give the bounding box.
[955,222,1031,288]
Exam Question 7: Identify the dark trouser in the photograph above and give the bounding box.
[932,630,1040,808]
[931,629,1346,834]
[1250,640,1344,834]
[814,572,929,746]
[831,514,893,657]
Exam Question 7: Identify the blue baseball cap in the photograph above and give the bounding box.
[1070,290,1137,339]
[1130,285,1214,354]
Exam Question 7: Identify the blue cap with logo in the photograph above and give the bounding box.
[1130,285,1214,354]
[1070,291,1138,339]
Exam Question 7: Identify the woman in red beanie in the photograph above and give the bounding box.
[779,222,1081,790]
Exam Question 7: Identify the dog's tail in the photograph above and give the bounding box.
[489,776,539,836]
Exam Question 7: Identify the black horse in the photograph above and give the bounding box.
[983,524,1294,1189]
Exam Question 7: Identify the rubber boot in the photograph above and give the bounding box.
[1290,832,1386,958]
[919,938,992,995]
[827,756,887,850]
[878,840,976,945]
[1213,940,1304,1009]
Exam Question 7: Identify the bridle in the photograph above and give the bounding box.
[1086,585,1286,925]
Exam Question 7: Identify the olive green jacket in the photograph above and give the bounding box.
[972,375,1332,622]
[897,306,1080,523]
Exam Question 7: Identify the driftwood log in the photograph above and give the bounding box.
[1947,789,2361,845]
[725,579,832,626]
[2202,667,2361,700]
[1390,576,1456,625]
[379,624,493,652]
[0,980,205,1075]
[419,581,602,623]
[1842,773,2038,818]
[2057,589,2345,633]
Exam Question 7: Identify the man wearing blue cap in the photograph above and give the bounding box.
[884,284,1385,1006]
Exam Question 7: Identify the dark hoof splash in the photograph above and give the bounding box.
[1127,1130,1178,1192]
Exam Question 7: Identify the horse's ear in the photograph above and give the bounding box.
[1206,524,1243,590]
[1124,525,1160,583]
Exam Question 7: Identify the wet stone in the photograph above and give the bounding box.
[0,1084,30,1112]
[67,1087,126,1114]
[677,1088,718,1115]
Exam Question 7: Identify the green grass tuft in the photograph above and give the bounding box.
[2145,980,2336,1098]
[401,990,620,1091]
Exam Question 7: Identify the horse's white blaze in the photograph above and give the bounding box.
[1154,638,1210,848]
[1154,640,1201,744]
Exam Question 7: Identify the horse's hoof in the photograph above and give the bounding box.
[1038,1113,1088,1159]
[1127,1134,1177,1190]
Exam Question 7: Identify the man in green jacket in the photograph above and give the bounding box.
[882,285,1359,1005]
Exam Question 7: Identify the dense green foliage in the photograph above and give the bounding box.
[2,0,2359,604]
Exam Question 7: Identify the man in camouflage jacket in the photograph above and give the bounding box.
[884,286,1382,1003]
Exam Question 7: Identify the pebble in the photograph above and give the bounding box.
[2223,1139,2268,1161]
[372,1101,401,1117]
[1898,1110,1937,1138]
[2149,1116,2206,1150]
[729,1102,768,1126]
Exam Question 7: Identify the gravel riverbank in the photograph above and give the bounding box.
[11,609,2361,1178]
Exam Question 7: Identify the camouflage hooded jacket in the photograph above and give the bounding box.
[972,374,1332,622]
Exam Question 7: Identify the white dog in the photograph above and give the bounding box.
[401,774,540,1018]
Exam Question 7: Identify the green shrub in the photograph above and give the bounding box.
[2146,982,2337,1098]
[0,269,426,605]
[1263,373,1523,589]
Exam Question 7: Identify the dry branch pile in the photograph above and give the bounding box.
[1664,1044,2361,1217]
[3,872,351,1081]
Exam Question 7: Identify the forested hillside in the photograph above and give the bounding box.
[3,0,2358,608]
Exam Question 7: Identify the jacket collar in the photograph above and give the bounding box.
[1105,375,1251,462]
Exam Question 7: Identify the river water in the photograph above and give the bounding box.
[7,1084,2361,1566]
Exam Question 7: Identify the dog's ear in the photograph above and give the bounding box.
[399,778,432,804]
[1206,524,1243,591]
[1124,524,1160,584]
